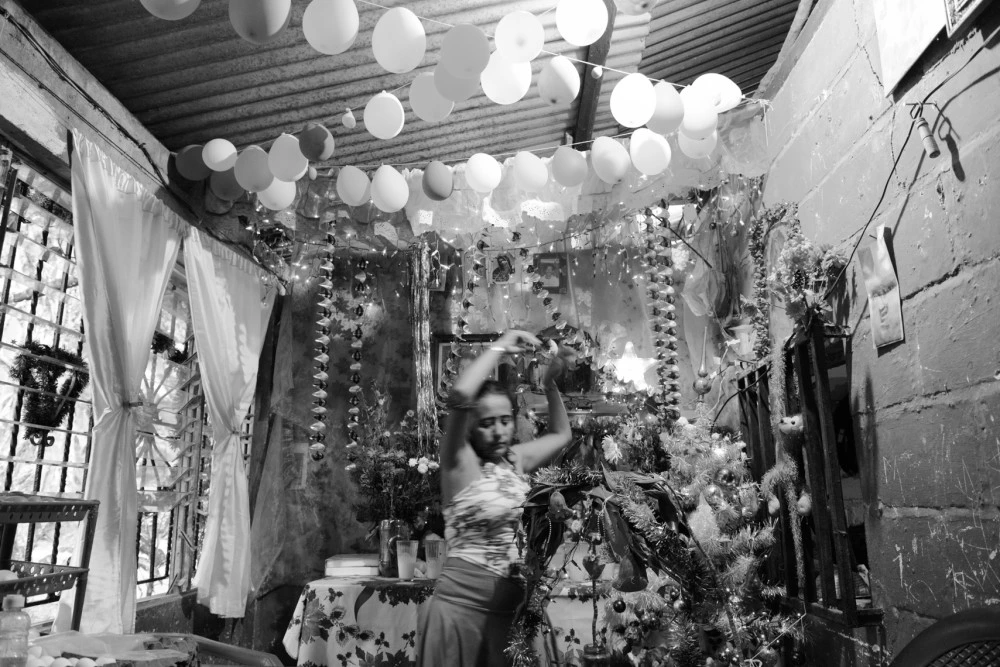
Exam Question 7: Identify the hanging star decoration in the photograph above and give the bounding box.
[611,341,657,391]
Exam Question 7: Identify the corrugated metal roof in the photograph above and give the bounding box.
[17,0,650,166]
[638,0,800,96]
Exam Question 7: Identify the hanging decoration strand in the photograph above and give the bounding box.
[346,255,370,447]
[643,214,681,420]
[310,224,336,458]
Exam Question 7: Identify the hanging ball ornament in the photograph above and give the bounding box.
[679,86,719,140]
[364,91,406,140]
[174,144,211,181]
[371,7,426,74]
[202,138,238,172]
[434,65,480,103]
[409,72,455,122]
[268,133,308,181]
[422,161,454,201]
[692,73,742,113]
[591,136,630,184]
[209,167,245,201]
[371,165,409,212]
[464,153,502,193]
[715,467,737,489]
[511,151,548,192]
[613,0,662,15]
[440,24,491,79]
[258,176,297,210]
[342,108,357,129]
[677,130,718,159]
[538,56,581,105]
[299,123,336,161]
[336,165,371,206]
[629,127,672,176]
[234,145,274,193]
[704,484,725,508]
[480,52,532,105]
[556,0,609,46]
[610,73,656,128]
[494,10,545,63]
[551,146,588,187]
[302,0,359,55]
[229,0,292,45]
[141,0,200,21]
[647,82,685,135]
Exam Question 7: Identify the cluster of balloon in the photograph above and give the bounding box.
[310,230,336,461]
[346,257,370,448]
[643,210,681,420]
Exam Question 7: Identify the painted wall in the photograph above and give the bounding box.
[762,0,1000,658]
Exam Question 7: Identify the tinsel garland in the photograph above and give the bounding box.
[10,342,89,445]
[745,203,800,361]
[346,256,370,449]
[309,225,335,461]
[643,211,681,421]
[410,242,436,455]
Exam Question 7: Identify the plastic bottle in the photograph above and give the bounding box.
[0,594,29,667]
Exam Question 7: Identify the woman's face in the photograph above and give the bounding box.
[470,392,515,461]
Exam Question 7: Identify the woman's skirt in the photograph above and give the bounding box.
[416,557,558,667]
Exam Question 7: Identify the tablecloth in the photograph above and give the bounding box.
[282,575,600,666]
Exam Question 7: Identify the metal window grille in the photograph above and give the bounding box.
[0,143,224,603]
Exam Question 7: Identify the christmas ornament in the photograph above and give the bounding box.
[643,210,680,421]
[310,225,336,460]
[346,256,369,448]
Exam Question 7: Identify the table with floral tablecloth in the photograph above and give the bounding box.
[282,575,598,667]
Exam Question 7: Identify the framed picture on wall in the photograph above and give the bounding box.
[432,334,500,397]
[944,0,991,36]
[487,250,519,286]
[532,253,569,294]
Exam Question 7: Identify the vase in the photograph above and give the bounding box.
[581,644,610,667]
[378,519,402,577]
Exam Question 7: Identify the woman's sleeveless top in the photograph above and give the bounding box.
[443,462,529,577]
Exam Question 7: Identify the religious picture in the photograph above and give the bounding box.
[488,251,517,285]
[859,225,904,349]
[533,253,568,294]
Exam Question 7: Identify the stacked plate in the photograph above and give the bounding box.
[325,554,380,577]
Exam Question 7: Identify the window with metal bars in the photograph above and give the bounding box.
[0,142,226,606]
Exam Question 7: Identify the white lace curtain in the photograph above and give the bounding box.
[58,130,183,633]
[187,228,275,617]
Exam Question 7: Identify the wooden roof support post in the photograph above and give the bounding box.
[572,0,618,151]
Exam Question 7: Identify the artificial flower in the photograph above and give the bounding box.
[602,435,622,463]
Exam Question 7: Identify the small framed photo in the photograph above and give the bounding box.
[532,253,569,294]
[944,0,991,36]
[428,253,447,292]
[487,250,519,286]
[432,334,500,397]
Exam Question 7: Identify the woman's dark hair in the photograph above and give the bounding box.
[475,380,517,417]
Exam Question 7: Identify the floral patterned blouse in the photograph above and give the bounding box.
[443,462,529,577]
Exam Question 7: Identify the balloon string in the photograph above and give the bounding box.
[354,0,455,28]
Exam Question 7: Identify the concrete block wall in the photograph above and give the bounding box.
[762,0,1000,657]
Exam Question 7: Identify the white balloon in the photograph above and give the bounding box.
[551,146,588,187]
[434,65,479,103]
[512,151,548,192]
[229,0,291,45]
[610,73,656,128]
[372,7,426,74]
[556,0,608,46]
[538,56,580,105]
[268,133,308,181]
[234,146,274,192]
[677,130,717,159]
[140,0,200,20]
[342,108,357,128]
[202,138,238,172]
[440,24,491,79]
[494,11,545,63]
[302,0,359,56]
[371,165,408,212]
[590,136,630,184]
[480,52,532,105]
[629,128,672,175]
[647,82,684,135]
[679,87,719,140]
[336,165,370,206]
[364,91,405,140]
[692,73,743,112]
[409,72,454,122]
[258,178,297,210]
[464,153,502,193]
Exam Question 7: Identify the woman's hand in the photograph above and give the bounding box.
[493,329,542,354]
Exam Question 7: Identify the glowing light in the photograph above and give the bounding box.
[611,341,657,391]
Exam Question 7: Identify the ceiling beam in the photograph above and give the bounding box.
[571,0,618,150]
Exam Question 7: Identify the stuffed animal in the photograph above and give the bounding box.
[778,413,804,436]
